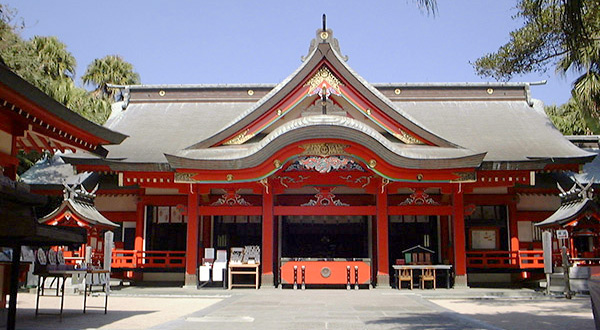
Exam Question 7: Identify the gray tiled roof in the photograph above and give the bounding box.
[395,99,592,163]
[20,154,91,186]
[568,149,600,184]
[102,101,252,162]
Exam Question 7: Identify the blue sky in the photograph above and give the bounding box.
[8,1,577,106]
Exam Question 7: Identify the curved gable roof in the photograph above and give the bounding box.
[187,30,458,149]
[166,115,484,171]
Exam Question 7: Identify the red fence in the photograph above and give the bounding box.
[466,250,544,269]
[111,250,186,269]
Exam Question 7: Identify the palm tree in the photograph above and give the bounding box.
[82,55,140,100]
[29,36,76,80]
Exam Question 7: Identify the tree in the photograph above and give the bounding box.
[30,36,76,80]
[473,0,600,133]
[0,5,139,125]
[82,55,140,100]
[545,98,591,135]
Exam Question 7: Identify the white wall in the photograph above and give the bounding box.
[96,195,138,212]
[517,194,560,211]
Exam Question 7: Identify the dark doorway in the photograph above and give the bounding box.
[388,215,439,285]
[213,215,262,250]
[282,216,369,259]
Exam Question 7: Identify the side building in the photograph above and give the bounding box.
[60,27,594,288]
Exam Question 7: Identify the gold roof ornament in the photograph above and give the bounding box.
[300,143,350,157]
[394,129,424,145]
[224,129,254,145]
[305,67,343,95]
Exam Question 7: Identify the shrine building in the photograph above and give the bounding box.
[60,26,594,288]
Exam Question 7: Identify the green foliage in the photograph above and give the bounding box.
[16,150,43,176]
[82,55,140,100]
[473,0,600,133]
[545,98,591,135]
[0,4,139,125]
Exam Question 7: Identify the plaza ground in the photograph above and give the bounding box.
[1,286,595,329]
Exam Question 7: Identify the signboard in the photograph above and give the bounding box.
[556,229,569,239]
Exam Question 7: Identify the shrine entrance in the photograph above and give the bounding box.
[388,215,440,286]
[281,215,370,259]
[278,215,373,288]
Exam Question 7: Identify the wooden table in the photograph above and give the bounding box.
[35,269,109,317]
[83,269,110,314]
[228,263,260,289]
[392,265,453,289]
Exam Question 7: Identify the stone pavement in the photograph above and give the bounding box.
[3,286,596,329]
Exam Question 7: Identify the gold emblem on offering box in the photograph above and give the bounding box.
[300,143,349,157]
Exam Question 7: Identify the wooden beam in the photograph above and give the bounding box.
[198,206,262,216]
[273,205,376,216]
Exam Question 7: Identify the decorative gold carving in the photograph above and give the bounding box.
[158,90,166,97]
[174,172,196,183]
[451,171,477,183]
[300,143,349,157]
[368,159,377,168]
[487,88,494,95]
[417,174,424,181]
[366,109,371,116]
[394,129,424,145]
[224,129,254,145]
[259,178,270,194]
[211,191,252,207]
[394,89,402,95]
[247,89,254,96]
[399,188,440,206]
[305,67,343,94]
[226,174,234,181]
[277,109,282,116]
[273,159,282,169]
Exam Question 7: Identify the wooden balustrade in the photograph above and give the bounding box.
[466,250,544,269]
[110,250,186,269]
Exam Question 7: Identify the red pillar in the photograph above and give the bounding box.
[261,188,274,287]
[452,187,468,287]
[508,201,519,263]
[185,188,199,286]
[134,197,145,251]
[376,187,390,287]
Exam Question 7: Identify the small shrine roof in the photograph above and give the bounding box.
[536,198,598,228]
[39,184,119,229]
[536,182,599,228]
[402,245,435,254]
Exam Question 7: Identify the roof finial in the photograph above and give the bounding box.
[322,14,327,32]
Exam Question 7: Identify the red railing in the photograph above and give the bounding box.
[466,250,544,269]
[111,250,186,269]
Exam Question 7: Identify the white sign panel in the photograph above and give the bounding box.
[556,229,569,239]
